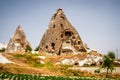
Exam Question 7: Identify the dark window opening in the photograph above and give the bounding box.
[65,31,71,36]
[72,36,75,39]
[56,38,57,40]
[74,62,79,65]
[61,34,63,38]
[51,43,55,49]
[78,41,81,44]
[60,24,63,27]
[53,25,55,28]
[60,15,65,20]
[46,45,48,49]
[51,43,55,47]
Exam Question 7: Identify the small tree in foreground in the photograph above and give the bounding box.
[0,48,5,52]
[102,56,114,75]
[95,51,115,77]
[108,51,115,59]
[102,52,115,77]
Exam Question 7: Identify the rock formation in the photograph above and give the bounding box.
[6,25,32,53]
[39,8,86,55]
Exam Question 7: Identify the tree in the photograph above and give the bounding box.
[34,46,39,51]
[108,51,115,59]
[101,51,115,77]
[102,56,114,74]
[25,45,32,52]
[0,48,5,52]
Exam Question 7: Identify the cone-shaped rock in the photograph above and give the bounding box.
[6,25,32,53]
[39,9,86,55]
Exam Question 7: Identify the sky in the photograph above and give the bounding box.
[0,0,120,58]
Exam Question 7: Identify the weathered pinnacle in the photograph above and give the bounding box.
[39,9,86,55]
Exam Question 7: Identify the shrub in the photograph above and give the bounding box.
[25,45,32,52]
[108,51,115,59]
[34,46,39,51]
[0,48,5,52]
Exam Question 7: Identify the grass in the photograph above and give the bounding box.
[1,52,120,79]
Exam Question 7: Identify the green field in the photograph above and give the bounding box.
[0,72,119,80]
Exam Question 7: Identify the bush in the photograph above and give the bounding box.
[94,69,100,73]
[34,46,39,51]
[0,48,5,52]
[25,45,32,52]
[108,51,115,59]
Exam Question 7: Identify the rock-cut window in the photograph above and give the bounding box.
[65,31,71,37]
[53,25,55,28]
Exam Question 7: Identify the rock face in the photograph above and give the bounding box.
[6,25,32,53]
[39,8,86,55]
[56,50,103,66]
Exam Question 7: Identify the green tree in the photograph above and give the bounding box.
[34,46,39,51]
[108,51,115,59]
[25,45,32,52]
[101,51,115,77]
[0,48,5,52]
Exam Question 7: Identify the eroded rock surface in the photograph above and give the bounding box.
[39,9,86,55]
[6,25,32,53]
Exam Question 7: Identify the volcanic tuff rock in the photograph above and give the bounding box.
[5,25,32,53]
[39,8,86,55]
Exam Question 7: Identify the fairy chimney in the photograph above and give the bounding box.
[6,25,32,53]
[39,8,86,55]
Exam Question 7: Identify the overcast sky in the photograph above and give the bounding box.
[0,0,120,58]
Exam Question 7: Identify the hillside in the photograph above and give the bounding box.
[0,51,120,79]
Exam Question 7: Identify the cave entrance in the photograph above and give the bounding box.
[51,43,55,49]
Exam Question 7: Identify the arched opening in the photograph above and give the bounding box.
[51,43,55,49]
[53,24,55,28]
[46,45,48,49]
[78,41,81,45]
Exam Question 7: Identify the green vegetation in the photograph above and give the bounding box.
[14,54,25,59]
[0,72,117,80]
[108,51,115,59]
[13,53,56,70]
[2,52,120,79]
[95,51,116,78]
[0,48,5,52]
[25,45,32,52]
[34,46,39,51]
[102,52,115,76]
[14,53,43,66]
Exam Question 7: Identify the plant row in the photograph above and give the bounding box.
[0,72,117,80]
